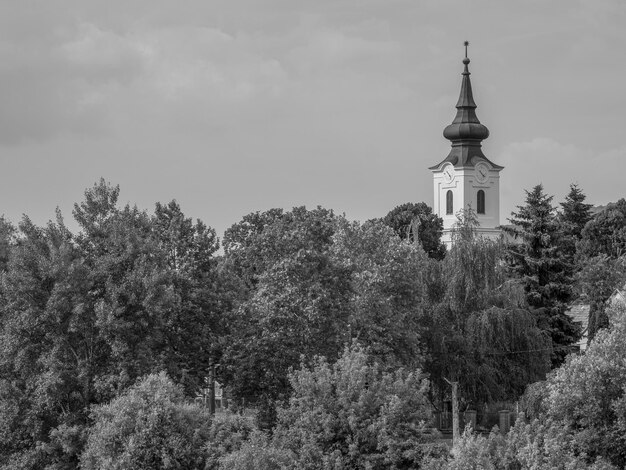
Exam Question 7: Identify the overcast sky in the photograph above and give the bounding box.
[0,0,624,239]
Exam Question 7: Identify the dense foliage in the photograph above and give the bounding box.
[502,184,581,366]
[81,372,212,470]
[424,211,551,406]
[1,179,626,468]
[221,212,430,426]
[0,180,224,468]
[381,202,446,259]
[273,344,435,469]
[426,298,626,470]
[576,198,626,340]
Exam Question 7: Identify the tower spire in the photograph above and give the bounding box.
[428,43,504,248]
[444,41,487,142]
[430,41,502,169]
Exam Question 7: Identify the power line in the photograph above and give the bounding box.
[429,343,579,357]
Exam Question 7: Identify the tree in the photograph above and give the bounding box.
[330,219,428,367]
[272,343,436,470]
[445,209,517,313]
[503,185,571,309]
[577,255,626,341]
[423,211,551,406]
[80,372,212,470]
[425,305,551,407]
[72,182,222,394]
[204,412,258,470]
[503,184,580,367]
[222,246,353,424]
[0,214,101,469]
[0,216,15,272]
[577,199,626,340]
[221,207,351,426]
[558,183,593,261]
[423,419,617,470]
[222,214,435,422]
[222,207,336,288]
[542,298,626,467]
[382,202,446,259]
[578,199,626,259]
[222,208,285,288]
[150,200,223,392]
[430,293,626,469]
[218,432,295,470]
[0,181,224,467]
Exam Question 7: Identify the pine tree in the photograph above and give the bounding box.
[503,184,580,367]
[560,184,593,237]
[558,183,592,261]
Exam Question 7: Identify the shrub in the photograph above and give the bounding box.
[205,412,257,470]
[219,432,295,470]
[272,343,436,469]
[80,372,211,470]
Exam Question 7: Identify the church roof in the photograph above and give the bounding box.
[430,43,503,171]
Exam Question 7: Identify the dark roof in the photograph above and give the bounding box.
[567,303,589,351]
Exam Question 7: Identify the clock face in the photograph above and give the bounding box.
[475,162,489,183]
[442,164,454,183]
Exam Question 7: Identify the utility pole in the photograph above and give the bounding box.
[208,360,216,415]
[444,378,459,447]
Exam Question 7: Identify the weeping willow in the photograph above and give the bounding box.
[424,209,551,405]
[463,307,551,402]
[444,209,525,315]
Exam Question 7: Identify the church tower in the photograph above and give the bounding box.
[430,43,503,247]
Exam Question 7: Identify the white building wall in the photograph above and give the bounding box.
[433,165,502,248]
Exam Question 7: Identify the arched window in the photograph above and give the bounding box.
[446,190,453,215]
[477,190,485,214]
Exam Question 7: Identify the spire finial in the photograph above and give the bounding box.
[463,41,470,65]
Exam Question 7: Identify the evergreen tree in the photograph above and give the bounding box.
[558,183,593,261]
[503,184,580,367]
[503,185,570,308]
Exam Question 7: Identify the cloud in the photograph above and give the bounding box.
[0,18,291,145]
[141,26,288,103]
[498,138,626,218]
[0,21,146,145]
[501,138,582,163]
[59,23,147,80]
[286,29,400,76]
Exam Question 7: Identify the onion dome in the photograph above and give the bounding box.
[443,46,490,142]
[430,42,502,170]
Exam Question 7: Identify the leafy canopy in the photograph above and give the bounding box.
[382,202,446,260]
[273,343,436,470]
[80,372,212,470]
